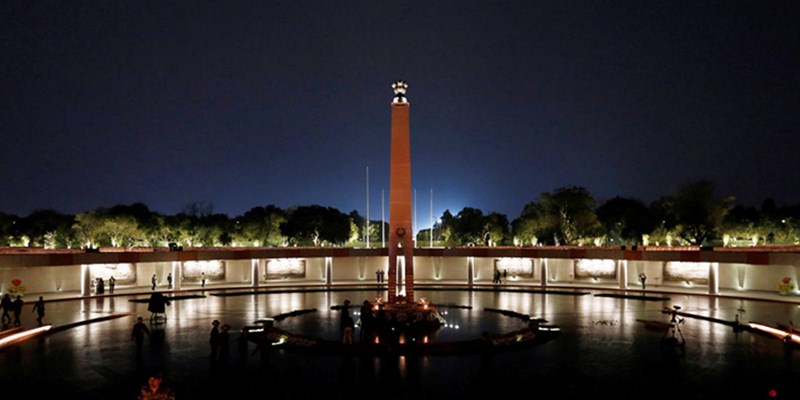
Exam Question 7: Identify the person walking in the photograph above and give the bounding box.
[11,295,24,326]
[167,273,173,289]
[32,296,45,325]
[1,293,12,324]
[201,272,206,288]
[639,272,647,290]
[209,320,220,362]
[151,274,157,290]
[132,316,150,358]
[109,276,116,294]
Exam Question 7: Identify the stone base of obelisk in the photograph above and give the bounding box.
[366,298,445,338]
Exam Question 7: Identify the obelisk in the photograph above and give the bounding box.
[387,80,414,303]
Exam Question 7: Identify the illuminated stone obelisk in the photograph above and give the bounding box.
[387,80,414,303]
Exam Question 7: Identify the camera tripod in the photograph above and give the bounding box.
[662,305,685,348]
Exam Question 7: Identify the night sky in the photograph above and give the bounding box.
[2,1,799,228]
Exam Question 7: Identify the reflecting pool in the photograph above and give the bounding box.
[1,288,798,399]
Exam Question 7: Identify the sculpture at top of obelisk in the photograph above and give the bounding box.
[392,79,408,104]
[387,79,414,303]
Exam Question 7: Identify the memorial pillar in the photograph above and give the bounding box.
[387,80,415,302]
[618,259,628,289]
[172,261,182,291]
[251,259,260,288]
[540,258,549,288]
[81,264,91,296]
[709,262,719,294]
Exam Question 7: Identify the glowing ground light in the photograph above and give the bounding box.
[769,389,777,397]
[0,325,52,349]
[748,322,800,344]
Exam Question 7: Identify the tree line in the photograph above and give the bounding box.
[0,180,798,249]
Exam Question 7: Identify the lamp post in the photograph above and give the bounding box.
[430,188,433,248]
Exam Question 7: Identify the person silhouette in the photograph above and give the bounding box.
[1,293,12,324]
[219,324,231,364]
[209,320,220,362]
[12,295,23,326]
[132,316,150,358]
[32,296,45,325]
[109,276,116,294]
[340,300,354,344]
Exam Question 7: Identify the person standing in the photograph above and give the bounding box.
[209,320,220,362]
[359,300,374,343]
[639,272,647,290]
[237,328,250,369]
[151,274,157,290]
[32,296,45,325]
[97,278,105,294]
[167,273,173,289]
[340,300,354,344]
[12,295,23,326]
[201,272,206,288]
[109,276,116,294]
[219,324,231,364]
[132,316,150,358]
[1,293,12,324]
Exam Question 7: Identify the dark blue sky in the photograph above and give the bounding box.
[2,1,799,228]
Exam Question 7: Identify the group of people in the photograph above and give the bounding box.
[340,298,382,344]
[1,293,23,326]
[375,269,386,283]
[1,294,47,327]
[492,268,508,284]
[208,319,231,364]
[151,273,174,290]
[95,276,116,294]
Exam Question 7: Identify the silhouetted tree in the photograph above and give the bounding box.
[720,205,762,246]
[484,212,510,246]
[596,197,655,245]
[15,209,76,248]
[234,205,287,246]
[0,212,19,246]
[671,180,734,245]
[450,207,486,246]
[532,186,602,245]
[512,202,546,246]
[280,205,351,246]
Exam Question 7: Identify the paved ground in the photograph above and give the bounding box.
[2,283,800,399]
